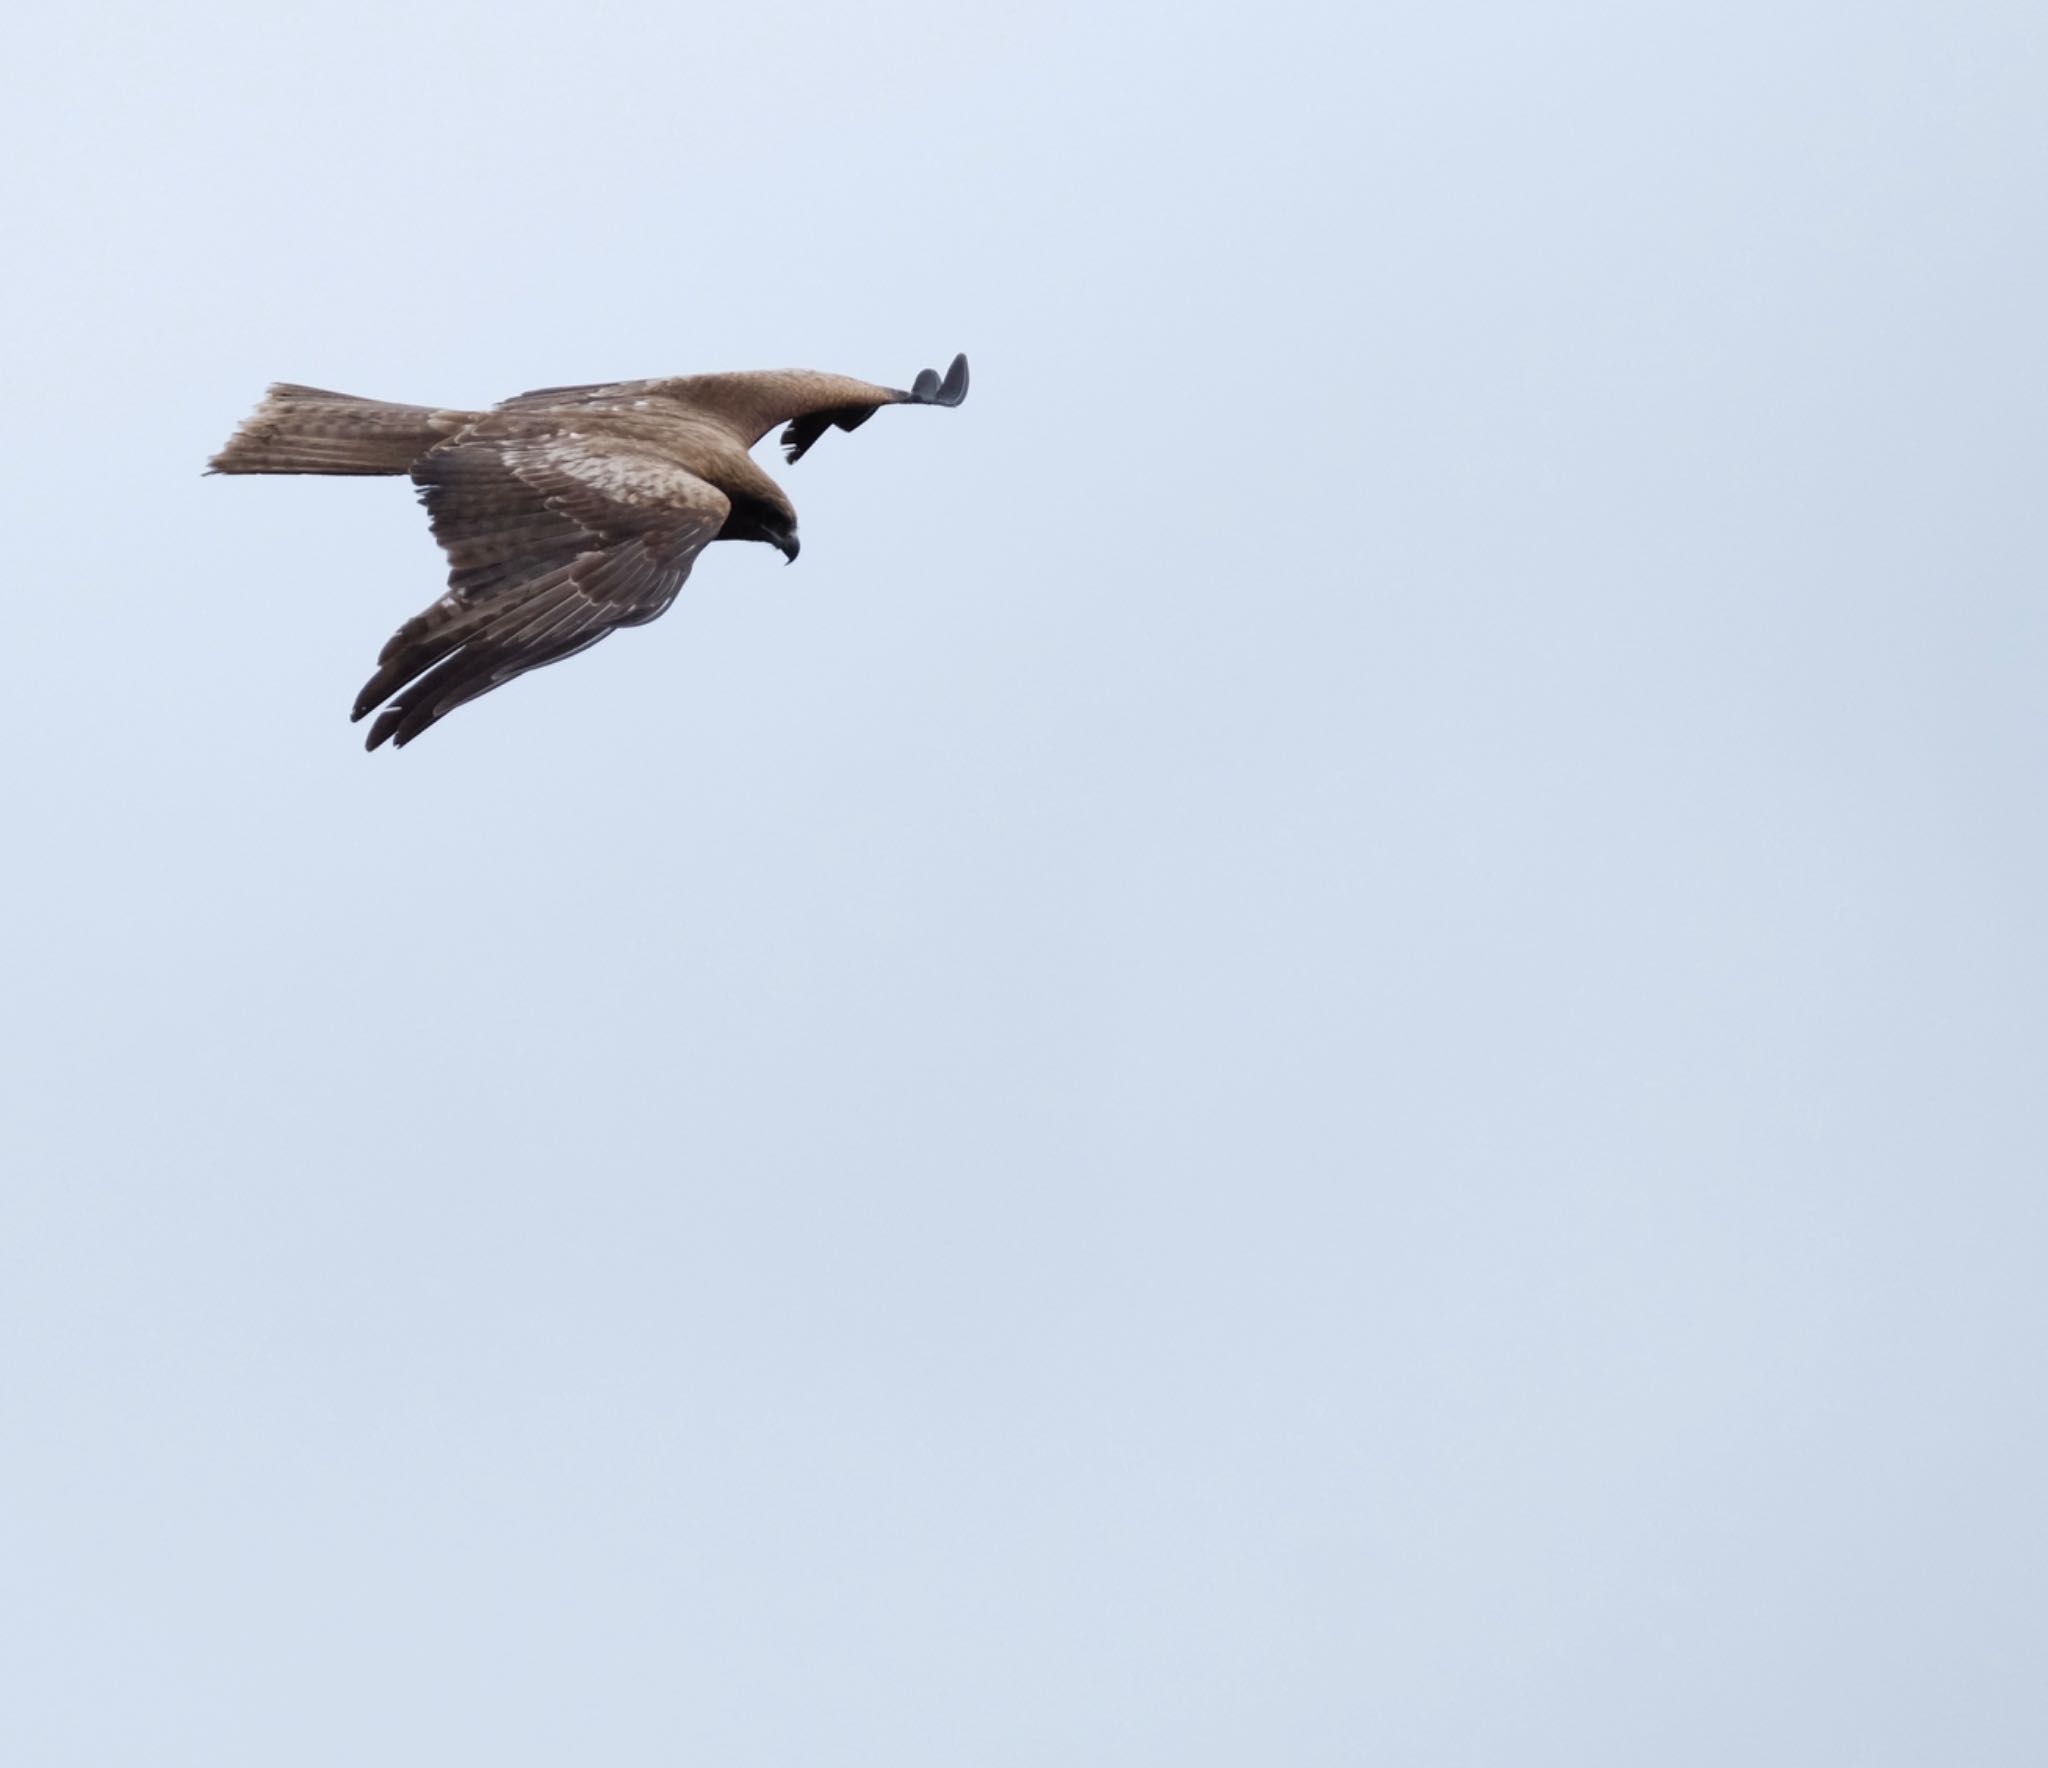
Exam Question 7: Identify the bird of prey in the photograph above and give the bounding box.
[208,353,970,749]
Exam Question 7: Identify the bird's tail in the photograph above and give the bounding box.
[207,383,472,476]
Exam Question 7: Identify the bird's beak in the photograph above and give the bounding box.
[779,533,800,565]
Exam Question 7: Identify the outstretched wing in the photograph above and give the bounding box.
[353,430,729,750]
[780,353,971,464]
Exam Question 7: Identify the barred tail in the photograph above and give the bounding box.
[207,383,472,476]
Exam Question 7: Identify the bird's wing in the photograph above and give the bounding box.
[778,353,970,463]
[636,355,970,458]
[353,431,729,750]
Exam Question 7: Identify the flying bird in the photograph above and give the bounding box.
[208,353,970,748]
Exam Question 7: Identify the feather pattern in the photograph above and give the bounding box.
[354,435,729,749]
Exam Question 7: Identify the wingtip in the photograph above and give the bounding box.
[908,352,970,408]
[356,692,399,748]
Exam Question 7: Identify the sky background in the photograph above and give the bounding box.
[4,1,2046,1761]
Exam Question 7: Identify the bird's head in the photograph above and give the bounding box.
[721,493,801,564]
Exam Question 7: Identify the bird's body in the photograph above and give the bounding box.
[208,354,969,748]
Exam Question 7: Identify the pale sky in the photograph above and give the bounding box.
[5,1,2046,1762]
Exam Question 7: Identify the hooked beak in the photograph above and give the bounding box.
[777,532,800,565]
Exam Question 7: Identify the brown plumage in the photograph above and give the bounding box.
[208,354,970,749]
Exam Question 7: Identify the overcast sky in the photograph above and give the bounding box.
[4,1,2046,1762]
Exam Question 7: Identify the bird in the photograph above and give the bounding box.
[208,353,970,749]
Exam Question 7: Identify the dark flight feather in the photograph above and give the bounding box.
[780,354,970,464]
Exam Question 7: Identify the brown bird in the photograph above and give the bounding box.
[209,354,970,749]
